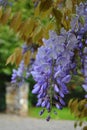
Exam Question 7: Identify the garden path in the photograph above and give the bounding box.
[0,114,86,130]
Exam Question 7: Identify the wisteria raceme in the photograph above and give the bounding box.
[11,43,36,86]
[11,60,26,86]
[82,47,87,98]
[31,30,78,120]
[0,0,14,7]
[10,2,87,121]
[71,2,87,32]
[71,2,87,98]
[0,0,8,6]
[76,2,87,17]
[11,60,33,87]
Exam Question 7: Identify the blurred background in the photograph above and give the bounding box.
[0,0,86,120]
[0,0,34,112]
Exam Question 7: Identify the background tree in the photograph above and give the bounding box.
[0,0,87,129]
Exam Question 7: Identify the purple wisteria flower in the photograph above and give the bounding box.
[71,2,87,32]
[31,30,78,119]
[0,0,13,7]
[22,44,31,54]
[71,2,87,98]
[11,43,36,87]
[0,0,8,6]
[10,1,87,121]
[11,60,26,86]
[76,2,87,16]
[82,47,87,98]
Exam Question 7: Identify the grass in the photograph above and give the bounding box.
[28,107,76,120]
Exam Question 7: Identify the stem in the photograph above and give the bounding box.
[49,59,55,113]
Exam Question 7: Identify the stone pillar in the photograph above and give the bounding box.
[6,83,29,116]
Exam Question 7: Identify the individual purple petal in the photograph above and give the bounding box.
[56,103,62,109]
[59,91,64,98]
[41,101,46,107]
[22,44,30,54]
[36,99,42,106]
[79,42,83,48]
[54,84,59,93]
[67,33,78,50]
[82,84,87,92]
[17,69,23,77]
[11,79,16,83]
[32,85,40,94]
[83,47,87,54]
[11,73,17,80]
[46,115,51,121]
[62,75,71,83]
[54,94,58,100]
[85,95,87,99]
[37,92,44,99]
[60,82,69,94]
[85,39,87,45]
[39,109,45,115]
[54,66,62,78]
[46,102,50,110]
[59,98,65,106]
[70,63,76,69]
[43,82,47,90]
[84,77,87,84]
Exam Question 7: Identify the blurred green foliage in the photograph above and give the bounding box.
[0,0,34,77]
[0,0,85,105]
[0,0,33,111]
[0,2,86,127]
[0,26,22,75]
[0,0,37,111]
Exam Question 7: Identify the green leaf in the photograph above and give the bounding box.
[34,2,40,17]
[83,126,87,130]
[65,0,72,11]
[10,12,22,32]
[6,54,16,65]
[40,7,52,19]
[24,51,30,66]
[79,16,85,25]
[19,18,35,40]
[0,8,11,24]
[33,26,43,43]
[68,99,74,108]
[52,8,63,32]
[52,8,62,22]
[79,121,83,127]
[74,122,77,128]
[40,0,53,12]
[0,6,2,18]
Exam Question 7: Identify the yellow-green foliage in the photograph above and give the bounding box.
[68,99,87,129]
[0,0,87,128]
[0,0,84,66]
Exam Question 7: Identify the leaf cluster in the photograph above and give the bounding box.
[0,0,87,124]
[0,0,85,66]
[68,99,87,129]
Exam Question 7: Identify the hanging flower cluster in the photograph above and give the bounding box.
[11,60,26,86]
[31,30,78,120]
[11,2,87,121]
[31,2,87,120]
[0,0,14,7]
[11,44,36,86]
[71,2,87,98]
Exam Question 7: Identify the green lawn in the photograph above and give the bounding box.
[28,107,76,120]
